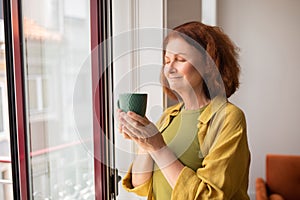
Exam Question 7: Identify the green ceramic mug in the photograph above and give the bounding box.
[117,93,148,117]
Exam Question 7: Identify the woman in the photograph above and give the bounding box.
[118,21,250,200]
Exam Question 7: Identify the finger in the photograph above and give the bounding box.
[122,132,131,139]
[120,127,135,141]
[120,116,148,139]
[118,124,123,133]
[125,112,159,138]
[117,109,123,114]
[120,112,141,128]
[120,112,152,139]
[127,111,149,126]
[118,113,125,132]
[122,125,140,139]
[117,110,125,121]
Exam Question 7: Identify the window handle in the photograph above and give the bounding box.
[110,168,122,198]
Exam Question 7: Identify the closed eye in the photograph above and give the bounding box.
[176,56,186,62]
[164,57,170,64]
[164,54,187,64]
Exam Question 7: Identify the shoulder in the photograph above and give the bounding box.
[203,98,246,124]
[206,101,246,132]
[214,101,247,132]
[224,102,246,122]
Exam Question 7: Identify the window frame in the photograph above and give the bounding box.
[3,0,114,199]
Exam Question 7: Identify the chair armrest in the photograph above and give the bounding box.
[256,178,268,200]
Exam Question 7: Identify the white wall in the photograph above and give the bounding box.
[167,0,201,28]
[217,0,300,198]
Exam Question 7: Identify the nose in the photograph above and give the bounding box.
[166,60,177,73]
[164,61,177,74]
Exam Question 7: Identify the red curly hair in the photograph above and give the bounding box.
[161,21,240,100]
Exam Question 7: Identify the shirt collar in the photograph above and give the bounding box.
[168,102,184,116]
[162,96,227,127]
[198,96,227,124]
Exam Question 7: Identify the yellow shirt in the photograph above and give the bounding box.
[153,107,206,200]
[122,97,251,200]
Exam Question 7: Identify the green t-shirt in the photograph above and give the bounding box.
[152,106,206,200]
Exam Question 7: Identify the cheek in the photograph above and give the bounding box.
[163,65,169,76]
[182,65,203,84]
[180,64,198,76]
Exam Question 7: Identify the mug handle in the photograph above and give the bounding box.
[117,100,120,109]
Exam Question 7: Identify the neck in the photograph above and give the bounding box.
[179,90,210,110]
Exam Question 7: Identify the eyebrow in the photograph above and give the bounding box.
[164,52,187,57]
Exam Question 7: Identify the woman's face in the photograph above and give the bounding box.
[164,37,204,95]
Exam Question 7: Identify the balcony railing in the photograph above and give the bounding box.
[0,156,12,184]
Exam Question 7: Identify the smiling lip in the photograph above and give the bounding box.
[168,76,182,79]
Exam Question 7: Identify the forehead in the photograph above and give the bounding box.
[165,37,201,58]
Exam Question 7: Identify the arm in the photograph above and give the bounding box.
[131,148,153,187]
[150,146,184,188]
[118,109,154,189]
[171,106,250,200]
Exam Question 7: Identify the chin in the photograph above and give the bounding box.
[169,85,185,92]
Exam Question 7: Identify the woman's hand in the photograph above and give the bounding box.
[117,109,131,139]
[118,110,166,152]
[118,110,184,189]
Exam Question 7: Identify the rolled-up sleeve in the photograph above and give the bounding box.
[172,106,250,200]
[122,165,153,197]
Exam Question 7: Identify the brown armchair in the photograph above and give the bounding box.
[256,154,300,200]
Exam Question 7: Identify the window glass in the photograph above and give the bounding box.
[21,0,95,199]
[0,10,13,200]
